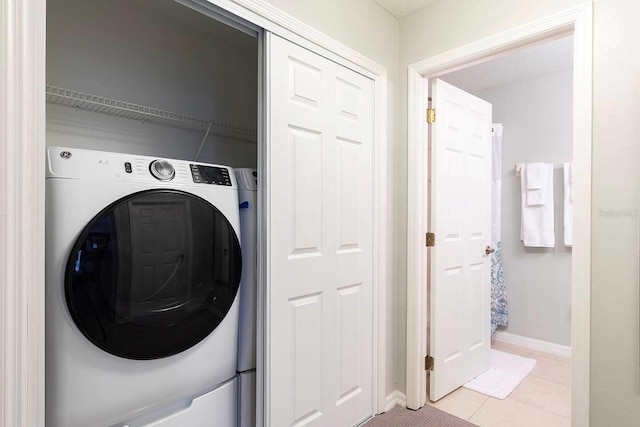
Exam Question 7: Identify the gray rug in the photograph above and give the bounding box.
[364,405,479,427]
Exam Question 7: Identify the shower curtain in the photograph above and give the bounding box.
[491,124,508,336]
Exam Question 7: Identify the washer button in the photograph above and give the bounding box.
[149,160,176,181]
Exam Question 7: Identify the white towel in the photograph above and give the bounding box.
[570,161,574,202]
[520,163,555,247]
[526,162,545,189]
[564,162,573,247]
[526,162,551,206]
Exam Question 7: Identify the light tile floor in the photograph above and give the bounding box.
[426,340,571,427]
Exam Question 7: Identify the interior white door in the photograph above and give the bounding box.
[266,33,374,427]
[429,78,492,402]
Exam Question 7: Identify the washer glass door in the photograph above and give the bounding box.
[65,189,241,360]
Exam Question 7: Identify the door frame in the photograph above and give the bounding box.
[1,0,389,425]
[405,3,592,426]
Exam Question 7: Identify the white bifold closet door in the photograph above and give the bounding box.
[266,33,374,427]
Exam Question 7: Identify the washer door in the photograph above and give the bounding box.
[65,189,241,360]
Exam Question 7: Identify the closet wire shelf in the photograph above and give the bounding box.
[46,85,257,143]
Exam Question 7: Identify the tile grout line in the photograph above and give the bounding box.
[511,349,572,418]
[526,350,573,388]
[508,377,572,419]
[507,395,572,421]
[466,396,492,422]
[496,345,573,422]
[508,394,571,418]
[441,345,572,425]
[528,371,572,387]
[516,347,573,388]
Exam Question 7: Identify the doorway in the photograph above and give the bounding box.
[425,35,574,426]
[405,5,592,427]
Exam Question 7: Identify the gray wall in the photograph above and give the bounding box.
[473,69,573,346]
[46,0,258,167]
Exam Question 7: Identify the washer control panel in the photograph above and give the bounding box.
[190,164,232,186]
[46,147,237,188]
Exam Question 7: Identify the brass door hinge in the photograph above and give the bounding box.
[425,355,434,371]
[426,232,435,247]
[426,108,436,124]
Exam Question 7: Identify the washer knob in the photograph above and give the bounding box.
[149,159,175,181]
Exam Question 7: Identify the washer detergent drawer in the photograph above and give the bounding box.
[114,378,237,427]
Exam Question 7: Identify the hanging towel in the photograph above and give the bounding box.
[520,163,555,247]
[491,124,508,336]
[525,162,550,206]
[570,161,574,203]
[564,162,573,247]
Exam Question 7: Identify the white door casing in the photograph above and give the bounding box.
[267,33,374,427]
[429,78,492,402]
[406,5,592,422]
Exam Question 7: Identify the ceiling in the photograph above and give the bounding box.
[371,0,438,18]
[439,36,574,93]
[370,0,573,92]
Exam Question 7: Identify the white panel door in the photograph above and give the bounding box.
[267,33,374,427]
[429,78,492,402]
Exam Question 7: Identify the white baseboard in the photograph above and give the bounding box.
[493,331,572,359]
[384,390,406,412]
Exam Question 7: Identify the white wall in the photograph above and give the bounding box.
[265,0,403,397]
[46,0,258,167]
[471,68,573,346]
[591,1,640,424]
[401,0,640,423]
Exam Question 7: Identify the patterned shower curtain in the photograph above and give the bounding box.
[491,124,508,335]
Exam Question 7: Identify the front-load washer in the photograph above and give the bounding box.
[235,168,258,427]
[45,147,242,427]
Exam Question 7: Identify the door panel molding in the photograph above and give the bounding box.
[428,79,492,401]
[405,5,592,427]
[266,33,375,427]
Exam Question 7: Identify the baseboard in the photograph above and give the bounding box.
[384,390,406,412]
[493,331,572,359]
